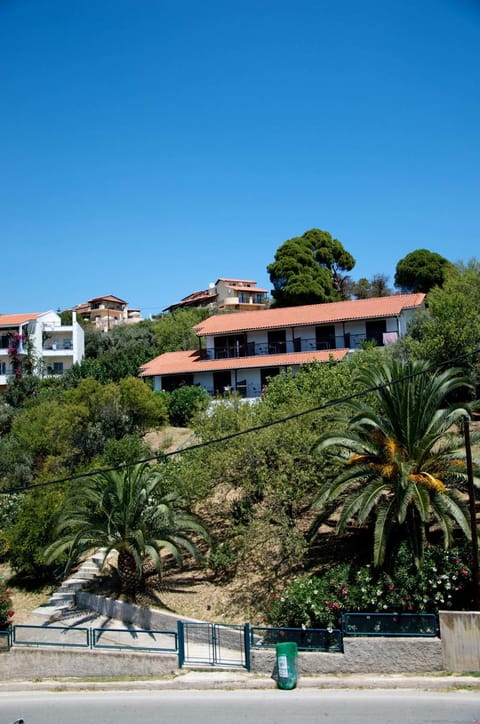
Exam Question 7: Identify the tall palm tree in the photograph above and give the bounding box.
[45,463,210,595]
[313,359,478,568]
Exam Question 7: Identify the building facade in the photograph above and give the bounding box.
[72,295,142,331]
[0,311,84,389]
[141,293,425,399]
[163,278,269,314]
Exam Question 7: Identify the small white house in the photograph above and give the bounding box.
[0,310,84,388]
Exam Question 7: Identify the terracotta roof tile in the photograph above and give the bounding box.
[0,313,43,327]
[140,349,348,377]
[193,294,425,337]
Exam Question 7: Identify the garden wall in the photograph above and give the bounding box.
[252,637,443,674]
[0,646,178,681]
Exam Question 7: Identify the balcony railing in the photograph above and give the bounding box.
[203,331,396,361]
[43,340,73,351]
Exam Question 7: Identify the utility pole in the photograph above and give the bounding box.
[463,416,480,610]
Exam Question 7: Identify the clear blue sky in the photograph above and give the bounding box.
[2,0,479,317]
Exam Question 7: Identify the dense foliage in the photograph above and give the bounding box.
[394,248,452,293]
[314,359,476,567]
[398,260,480,391]
[167,385,210,426]
[1,284,480,624]
[267,228,355,307]
[4,486,68,580]
[263,544,473,629]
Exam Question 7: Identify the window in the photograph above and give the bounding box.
[268,330,286,354]
[365,320,387,346]
[214,334,248,359]
[316,325,336,350]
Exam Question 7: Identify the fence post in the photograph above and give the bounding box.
[177,621,185,668]
[243,622,251,671]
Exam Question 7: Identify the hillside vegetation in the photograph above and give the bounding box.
[2,265,480,628]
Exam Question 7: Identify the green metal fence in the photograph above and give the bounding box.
[250,626,343,652]
[177,621,250,670]
[342,612,439,637]
[0,628,11,651]
[92,626,177,652]
[13,624,90,648]
[9,624,178,652]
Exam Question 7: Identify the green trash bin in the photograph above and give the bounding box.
[275,641,298,690]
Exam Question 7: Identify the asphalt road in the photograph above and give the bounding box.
[1,689,480,724]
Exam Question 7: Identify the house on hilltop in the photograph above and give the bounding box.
[72,295,142,331]
[0,310,84,389]
[163,278,269,314]
[140,293,425,399]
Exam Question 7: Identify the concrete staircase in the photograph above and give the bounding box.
[31,549,108,620]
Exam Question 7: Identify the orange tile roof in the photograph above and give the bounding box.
[0,313,42,327]
[140,348,349,377]
[88,294,127,304]
[193,294,425,337]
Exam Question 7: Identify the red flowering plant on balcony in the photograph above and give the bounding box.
[0,579,14,629]
[7,332,27,378]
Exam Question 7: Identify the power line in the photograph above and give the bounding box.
[1,347,479,496]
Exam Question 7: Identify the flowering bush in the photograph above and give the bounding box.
[0,578,14,628]
[262,545,473,629]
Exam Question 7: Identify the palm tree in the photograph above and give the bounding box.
[45,463,210,595]
[313,359,478,568]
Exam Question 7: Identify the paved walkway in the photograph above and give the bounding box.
[23,606,178,652]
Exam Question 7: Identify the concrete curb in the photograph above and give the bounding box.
[0,672,480,693]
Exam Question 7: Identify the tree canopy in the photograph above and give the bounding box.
[398,259,480,386]
[350,274,392,299]
[394,249,452,293]
[267,228,355,307]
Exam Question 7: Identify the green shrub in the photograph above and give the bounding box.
[167,386,210,427]
[262,545,473,629]
[207,542,238,581]
[4,486,68,581]
[102,434,153,466]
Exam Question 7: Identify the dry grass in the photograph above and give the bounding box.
[0,563,50,624]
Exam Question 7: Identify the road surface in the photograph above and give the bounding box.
[1,688,480,724]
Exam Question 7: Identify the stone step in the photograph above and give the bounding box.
[49,593,76,605]
[72,568,97,579]
[31,603,73,619]
[58,579,89,591]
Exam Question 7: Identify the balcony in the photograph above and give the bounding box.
[204,337,333,360]
[43,339,73,352]
[203,331,393,361]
